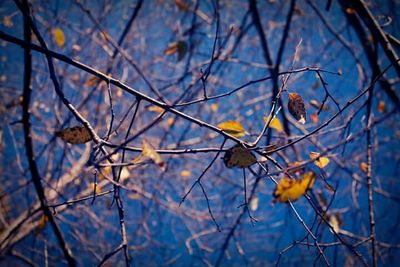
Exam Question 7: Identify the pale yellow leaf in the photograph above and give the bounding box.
[141,139,166,170]
[250,197,259,211]
[217,120,246,138]
[263,116,283,132]
[329,214,341,233]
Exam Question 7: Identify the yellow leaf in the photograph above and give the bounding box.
[180,170,191,177]
[378,101,385,113]
[90,182,101,194]
[210,103,218,112]
[250,197,259,211]
[2,16,13,28]
[52,27,65,48]
[56,126,92,144]
[84,75,101,87]
[273,171,315,203]
[166,117,175,126]
[223,144,257,168]
[217,120,246,138]
[141,139,166,170]
[148,105,165,113]
[263,116,283,132]
[309,152,330,169]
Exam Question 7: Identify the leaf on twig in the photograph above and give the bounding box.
[310,113,319,124]
[288,93,306,124]
[217,120,246,138]
[164,41,188,61]
[56,126,92,144]
[273,171,315,203]
[223,144,257,168]
[147,105,165,113]
[134,139,166,171]
[263,116,284,132]
[52,27,65,48]
[309,152,330,169]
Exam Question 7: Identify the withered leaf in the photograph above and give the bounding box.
[56,126,92,144]
[223,144,257,168]
[288,93,306,124]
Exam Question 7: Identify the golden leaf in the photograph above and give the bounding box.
[84,76,101,87]
[180,170,191,177]
[52,27,65,48]
[263,116,284,132]
[223,145,257,168]
[166,117,175,126]
[217,120,246,138]
[273,171,315,203]
[141,139,166,171]
[2,16,13,28]
[309,152,330,169]
[119,167,130,181]
[288,93,306,124]
[359,162,368,173]
[56,126,92,144]
[210,103,218,112]
[148,105,165,113]
[90,182,101,194]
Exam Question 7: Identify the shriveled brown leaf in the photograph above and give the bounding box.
[288,93,306,124]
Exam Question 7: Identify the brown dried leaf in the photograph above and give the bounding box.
[56,126,92,144]
[223,145,257,169]
[288,93,306,124]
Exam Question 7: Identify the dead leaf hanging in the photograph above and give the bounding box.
[223,144,257,168]
[56,126,92,144]
[288,93,306,124]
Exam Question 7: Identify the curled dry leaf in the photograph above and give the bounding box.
[288,93,306,124]
[223,144,257,168]
[273,171,315,203]
[51,27,65,48]
[56,126,92,144]
[309,152,330,169]
[217,120,246,138]
[263,116,284,133]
